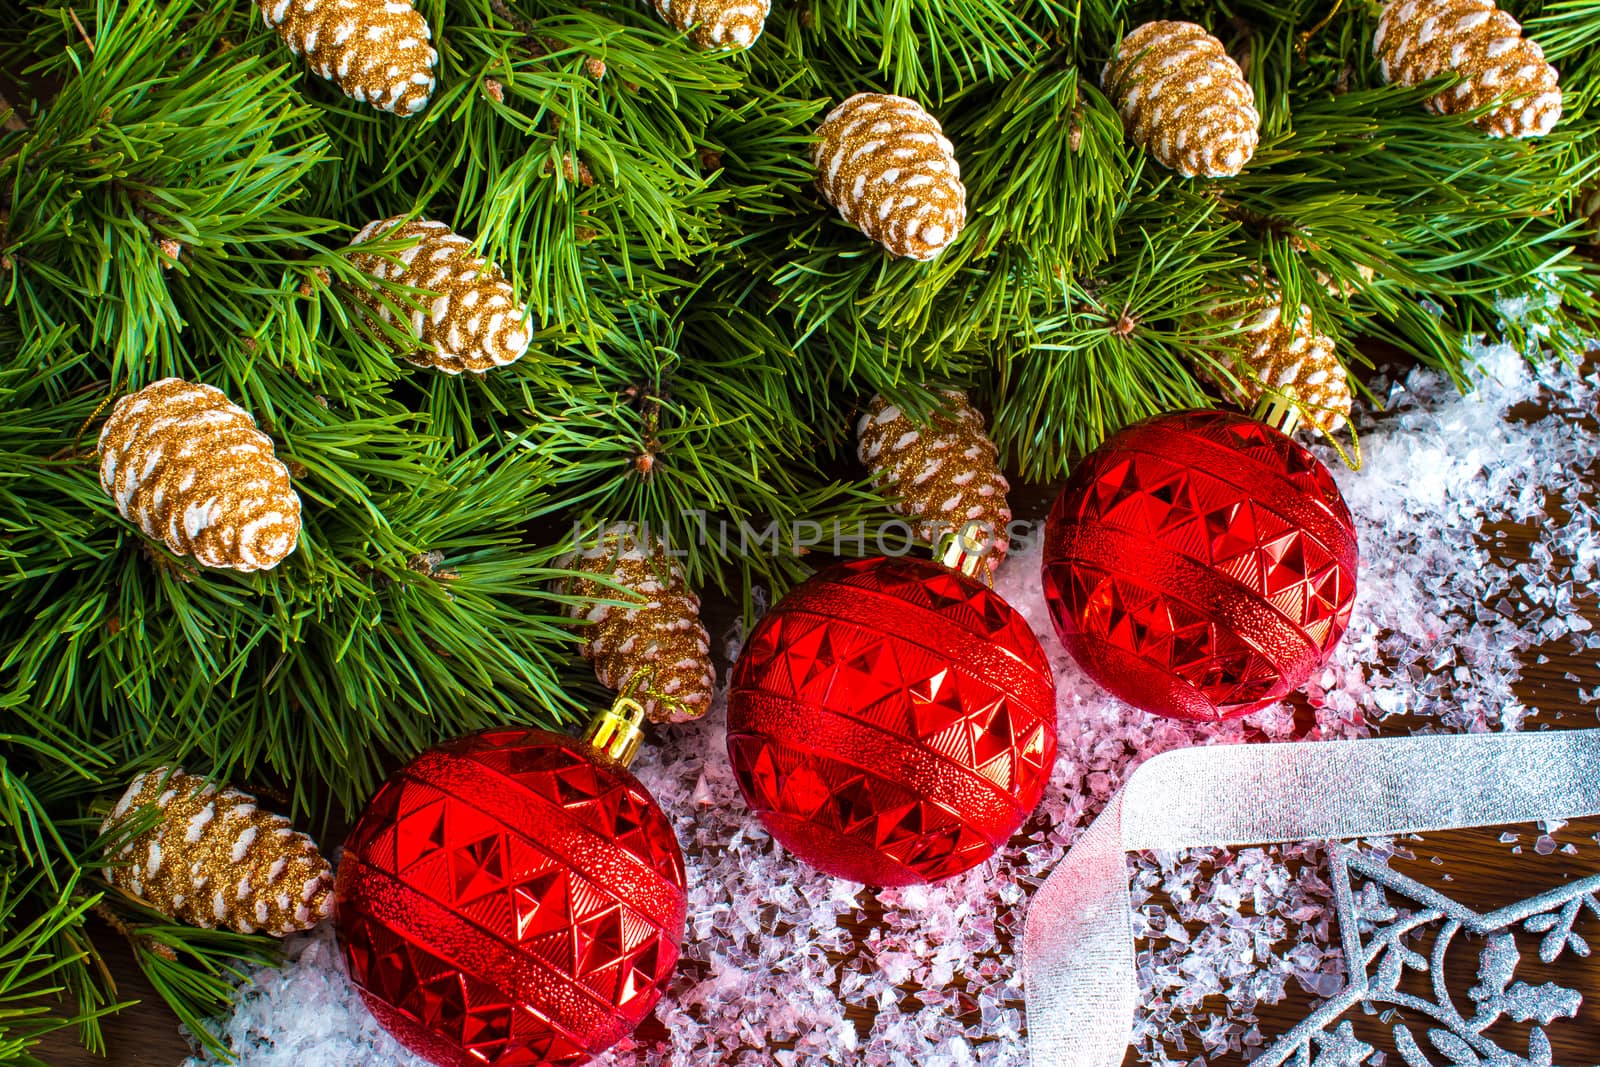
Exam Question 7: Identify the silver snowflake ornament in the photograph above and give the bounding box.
[1261,845,1597,1067]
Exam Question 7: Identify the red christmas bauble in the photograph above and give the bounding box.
[1041,410,1359,722]
[334,728,687,1067]
[726,556,1057,886]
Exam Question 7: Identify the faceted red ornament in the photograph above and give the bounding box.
[334,728,687,1067]
[1041,410,1359,722]
[726,556,1057,886]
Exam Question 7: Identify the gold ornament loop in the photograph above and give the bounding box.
[584,693,648,767]
[938,526,999,587]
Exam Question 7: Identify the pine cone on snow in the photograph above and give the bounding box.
[348,217,533,375]
[1374,0,1561,139]
[653,0,768,50]
[98,378,301,572]
[560,523,714,724]
[1207,291,1351,435]
[813,93,967,261]
[857,390,1012,569]
[261,0,438,116]
[1103,21,1260,178]
[103,768,334,936]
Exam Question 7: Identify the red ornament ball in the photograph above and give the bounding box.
[727,556,1057,886]
[1041,410,1359,722]
[334,728,687,1067]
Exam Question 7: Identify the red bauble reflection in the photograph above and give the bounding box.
[334,729,687,1067]
[1041,410,1359,722]
[727,556,1057,887]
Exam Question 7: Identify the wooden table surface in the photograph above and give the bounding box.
[35,368,1600,1066]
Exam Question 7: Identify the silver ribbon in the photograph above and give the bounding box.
[1022,729,1600,1066]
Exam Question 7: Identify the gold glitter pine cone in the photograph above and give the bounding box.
[261,0,437,116]
[348,217,533,375]
[813,93,967,261]
[103,768,334,937]
[653,0,768,50]
[98,378,302,572]
[857,390,1012,570]
[1103,21,1260,178]
[1374,0,1561,139]
[560,523,714,724]
[1209,293,1352,435]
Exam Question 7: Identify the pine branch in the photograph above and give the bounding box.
[524,292,889,603]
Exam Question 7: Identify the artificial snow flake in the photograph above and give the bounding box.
[1256,846,1594,1066]
[1311,1022,1375,1067]
[1523,893,1599,961]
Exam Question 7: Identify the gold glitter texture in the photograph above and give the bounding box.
[857,390,1012,571]
[103,768,334,937]
[98,378,301,572]
[348,217,533,375]
[653,0,768,50]
[813,93,967,261]
[261,0,437,116]
[1207,291,1351,435]
[1374,0,1561,138]
[1103,21,1260,179]
[560,523,714,724]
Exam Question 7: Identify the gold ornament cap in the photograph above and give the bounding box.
[583,694,648,767]
[937,526,996,586]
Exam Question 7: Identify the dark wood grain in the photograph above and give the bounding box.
[38,369,1600,1066]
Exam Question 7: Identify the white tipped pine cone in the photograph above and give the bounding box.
[653,0,768,50]
[858,390,1012,569]
[813,93,967,261]
[103,768,334,936]
[1103,21,1260,178]
[1210,293,1351,435]
[261,0,437,116]
[98,379,301,572]
[559,523,714,724]
[1374,0,1561,138]
[348,217,533,375]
